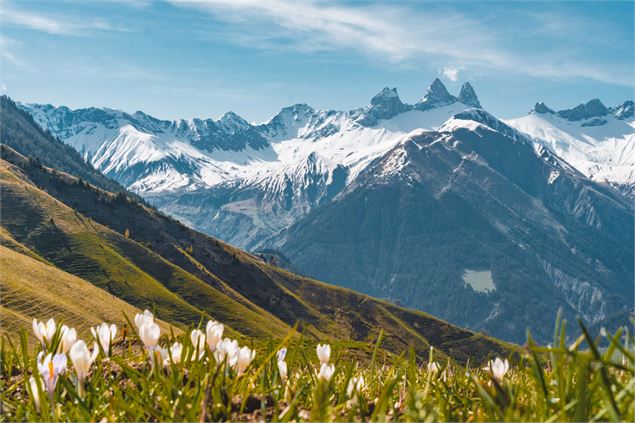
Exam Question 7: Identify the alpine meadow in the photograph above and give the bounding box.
[0,1,633,422]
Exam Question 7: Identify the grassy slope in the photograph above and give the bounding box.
[0,156,289,340]
[0,244,175,344]
[0,145,514,363]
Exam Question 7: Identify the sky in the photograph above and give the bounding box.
[0,0,633,123]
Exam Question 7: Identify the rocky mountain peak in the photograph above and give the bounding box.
[416,78,458,111]
[612,100,634,120]
[458,82,482,108]
[531,102,555,114]
[557,99,608,121]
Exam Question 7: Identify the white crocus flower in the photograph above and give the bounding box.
[316,344,331,365]
[483,357,510,382]
[235,346,256,375]
[139,321,161,351]
[427,361,440,373]
[28,376,41,412]
[37,352,67,402]
[347,375,365,397]
[214,338,238,366]
[32,318,56,346]
[156,346,169,367]
[317,363,335,381]
[277,348,287,362]
[58,325,77,354]
[205,320,224,352]
[134,309,154,331]
[277,359,288,382]
[167,342,183,365]
[69,340,98,397]
[91,323,117,357]
[190,329,207,360]
[69,340,98,383]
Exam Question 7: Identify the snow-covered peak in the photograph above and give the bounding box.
[443,108,528,143]
[353,87,407,126]
[458,82,481,109]
[417,78,458,110]
[506,102,635,196]
[611,100,634,120]
[217,111,250,134]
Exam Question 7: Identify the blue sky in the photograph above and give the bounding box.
[1,0,632,122]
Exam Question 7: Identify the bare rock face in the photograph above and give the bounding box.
[458,82,482,109]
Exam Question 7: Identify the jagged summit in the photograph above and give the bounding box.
[355,87,407,125]
[374,87,400,99]
[529,98,633,122]
[418,78,456,107]
[531,102,555,115]
[458,82,482,108]
[611,100,634,120]
[217,111,250,133]
[557,99,607,121]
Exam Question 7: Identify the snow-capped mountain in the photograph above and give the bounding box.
[506,99,635,198]
[267,107,633,343]
[20,79,483,247]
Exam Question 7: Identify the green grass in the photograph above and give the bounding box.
[0,245,175,345]
[1,314,633,422]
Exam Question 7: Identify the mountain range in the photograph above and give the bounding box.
[1,95,511,362]
[13,80,635,343]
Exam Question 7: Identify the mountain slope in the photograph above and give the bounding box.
[506,99,635,197]
[0,243,174,345]
[0,142,511,363]
[0,150,286,339]
[267,110,634,343]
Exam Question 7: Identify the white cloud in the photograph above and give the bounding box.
[0,0,124,35]
[0,36,34,72]
[168,0,632,87]
[442,67,459,82]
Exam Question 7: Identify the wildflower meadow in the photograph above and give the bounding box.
[1,311,633,422]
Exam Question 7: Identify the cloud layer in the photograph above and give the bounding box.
[169,0,632,87]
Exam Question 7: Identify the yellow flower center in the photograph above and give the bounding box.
[48,360,54,380]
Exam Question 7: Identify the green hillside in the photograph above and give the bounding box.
[0,244,174,344]
[0,144,513,363]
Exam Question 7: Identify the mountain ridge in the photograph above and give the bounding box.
[0,107,513,362]
[264,108,633,343]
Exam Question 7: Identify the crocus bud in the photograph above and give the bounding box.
[316,343,330,365]
[139,321,161,350]
[32,318,56,346]
[205,321,224,352]
[59,326,77,354]
[277,360,288,382]
[69,340,98,383]
[91,323,117,357]
[483,357,510,382]
[318,363,334,381]
[28,376,41,412]
[134,310,154,331]
[235,346,256,375]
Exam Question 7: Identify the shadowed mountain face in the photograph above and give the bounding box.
[0,97,514,362]
[268,113,634,343]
